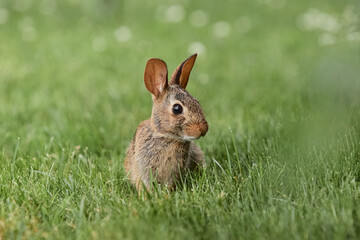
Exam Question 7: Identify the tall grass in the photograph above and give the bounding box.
[0,0,360,239]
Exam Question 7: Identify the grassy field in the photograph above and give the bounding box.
[1,0,360,239]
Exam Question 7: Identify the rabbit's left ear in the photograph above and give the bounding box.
[144,58,168,98]
[169,54,197,89]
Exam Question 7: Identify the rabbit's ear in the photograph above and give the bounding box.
[144,58,168,98]
[169,54,197,89]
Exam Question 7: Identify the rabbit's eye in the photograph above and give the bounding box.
[172,104,183,115]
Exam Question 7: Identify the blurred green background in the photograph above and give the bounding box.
[1,0,360,239]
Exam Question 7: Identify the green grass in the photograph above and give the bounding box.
[1,0,360,239]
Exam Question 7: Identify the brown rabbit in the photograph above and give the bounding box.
[124,54,209,192]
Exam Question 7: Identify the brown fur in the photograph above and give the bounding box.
[124,54,208,192]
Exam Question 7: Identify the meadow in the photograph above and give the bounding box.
[1,0,360,239]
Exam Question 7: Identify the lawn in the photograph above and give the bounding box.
[1,0,360,239]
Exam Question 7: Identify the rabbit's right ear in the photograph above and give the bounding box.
[144,58,168,98]
[169,54,197,89]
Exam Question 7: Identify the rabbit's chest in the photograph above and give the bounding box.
[159,142,190,167]
[155,143,190,183]
[138,138,191,183]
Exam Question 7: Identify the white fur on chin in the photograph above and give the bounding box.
[182,136,196,141]
[154,132,197,142]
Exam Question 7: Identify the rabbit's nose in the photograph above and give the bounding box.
[199,120,209,136]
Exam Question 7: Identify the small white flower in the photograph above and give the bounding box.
[0,8,9,25]
[189,10,209,28]
[213,21,231,38]
[164,5,185,23]
[114,26,132,42]
[188,42,206,55]
[92,36,107,52]
[298,8,341,33]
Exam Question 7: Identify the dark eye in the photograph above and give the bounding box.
[172,104,183,115]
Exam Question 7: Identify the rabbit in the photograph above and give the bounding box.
[124,54,209,192]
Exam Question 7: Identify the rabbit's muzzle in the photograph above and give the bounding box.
[183,120,209,140]
[199,120,209,137]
